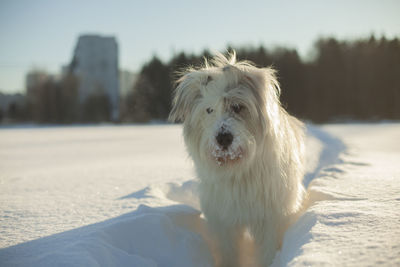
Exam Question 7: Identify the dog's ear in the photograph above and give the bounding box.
[242,67,282,132]
[169,72,201,123]
[243,67,281,102]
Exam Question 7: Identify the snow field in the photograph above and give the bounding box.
[279,124,400,266]
[1,123,399,266]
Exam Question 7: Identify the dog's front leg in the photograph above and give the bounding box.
[250,220,279,267]
[207,218,242,267]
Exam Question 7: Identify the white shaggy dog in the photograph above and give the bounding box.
[169,52,305,266]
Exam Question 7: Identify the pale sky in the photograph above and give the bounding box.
[0,0,399,93]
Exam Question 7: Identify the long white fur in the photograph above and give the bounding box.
[169,52,305,266]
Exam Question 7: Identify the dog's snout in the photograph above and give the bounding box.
[216,132,233,149]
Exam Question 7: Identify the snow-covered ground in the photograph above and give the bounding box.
[0,123,399,266]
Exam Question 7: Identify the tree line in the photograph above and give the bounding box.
[121,35,400,123]
[2,35,399,124]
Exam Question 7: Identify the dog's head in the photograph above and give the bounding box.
[169,52,282,169]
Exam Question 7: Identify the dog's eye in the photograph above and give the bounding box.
[206,108,213,114]
[231,103,243,114]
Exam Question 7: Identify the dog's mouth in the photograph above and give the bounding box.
[211,144,243,166]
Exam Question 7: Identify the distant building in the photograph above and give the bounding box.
[0,92,25,113]
[70,35,119,121]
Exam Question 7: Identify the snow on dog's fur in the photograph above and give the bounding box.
[169,52,305,266]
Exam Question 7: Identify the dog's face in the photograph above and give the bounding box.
[169,54,281,170]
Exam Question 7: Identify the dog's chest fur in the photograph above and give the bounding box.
[198,169,282,226]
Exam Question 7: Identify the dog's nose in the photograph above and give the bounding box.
[216,132,233,149]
